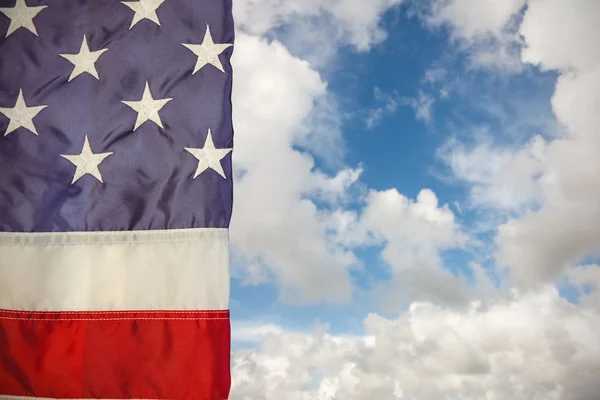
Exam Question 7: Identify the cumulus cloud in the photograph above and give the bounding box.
[234,0,404,52]
[230,1,466,304]
[232,321,284,344]
[494,0,600,285]
[566,265,600,310]
[422,0,526,70]
[231,286,600,400]
[439,135,546,211]
[520,0,600,72]
[361,189,470,306]
[427,0,525,39]
[424,0,600,286]
[230,33,359,302]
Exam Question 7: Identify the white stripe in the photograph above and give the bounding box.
[0,229,229,311]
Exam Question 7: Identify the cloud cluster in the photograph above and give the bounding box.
[231,0,600,306]
[430,0,600,286]
[520,0,600,72]
[362,189,470,306]
[566,265,600,310]
[229,2,466,304]
[234,0,404,52]
[230,33,358,302]
[439,135,546,211]
[496,0,600,285]
[231,287,600,399]
[228,0,600,398]
[423,0,526,70]
[427,0,524,38]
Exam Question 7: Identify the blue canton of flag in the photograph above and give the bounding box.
[0,0,234,232]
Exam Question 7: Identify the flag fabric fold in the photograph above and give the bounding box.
[0,0,234,398]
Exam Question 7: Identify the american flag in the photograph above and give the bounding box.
[0,0,234,398]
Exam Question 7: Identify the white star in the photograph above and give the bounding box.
[121,81,172,131]
[182,24,233,74]
[184,129,232,179]
[121,0,166,29]
[61,135,113,184]
[0,0,47,37]
[59,35,108,82]
[0,89,47,136]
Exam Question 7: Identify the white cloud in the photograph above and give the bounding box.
[567,265,600,289]
[230,33,361,303]
[428,0,525,39]
[423,0,600,286]
[406,91,435,123]
[361,188,470,306]
[423,67,447,85]
[309,167,363,205]
[566,265,600,310]
[439,135,546,211]
[230,4,465,304]
[366,87,401,128]
[497,189,600,286]
[232,321,285,343]
[366,88,434,128]
[423,0,526,71]
[520,0,600,72]
[494,0,600,285]
[423,67,452,98]
[231,286,600,399]
[234,0,404,52]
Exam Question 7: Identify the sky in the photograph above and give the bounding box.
[226,0,600,398]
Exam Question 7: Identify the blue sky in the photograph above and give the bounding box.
[228,0,600,398]
[230,3,551,332]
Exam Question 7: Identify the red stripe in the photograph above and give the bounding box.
[0,310,231,399]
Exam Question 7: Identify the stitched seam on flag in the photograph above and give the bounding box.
[1,240,221,246]
[0,317,230,321]
[0,309,230,314]
[0,228,227,236]
[0,396,163,400]
[0,228,228,246]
